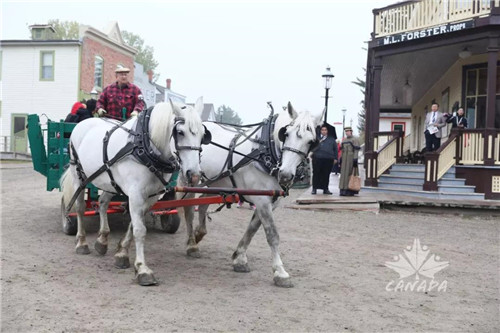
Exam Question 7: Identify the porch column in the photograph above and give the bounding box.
[485,35,498,165]
[371,57,383,151]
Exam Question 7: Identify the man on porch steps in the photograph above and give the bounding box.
[424,103,446,152]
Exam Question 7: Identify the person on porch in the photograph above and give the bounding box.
[445,107,468,129]
[424,103,446,152]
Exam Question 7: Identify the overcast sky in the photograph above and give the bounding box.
[1,0,394,132]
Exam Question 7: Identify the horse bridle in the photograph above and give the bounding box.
[172,118,212,162]
[278,123,319,161]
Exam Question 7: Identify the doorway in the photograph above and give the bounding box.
[11,114,28,153]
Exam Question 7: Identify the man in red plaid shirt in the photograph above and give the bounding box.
[96,67,145,120]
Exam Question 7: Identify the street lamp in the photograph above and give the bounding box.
[321,66,334,123]
[90,88,98,100]
[342,108,347,139]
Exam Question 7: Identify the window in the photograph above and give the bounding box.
[40,51,54,81]
[94,56,103,89]
[392,122,405,134]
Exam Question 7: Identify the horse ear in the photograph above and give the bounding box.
[194,96,204,116]
[202,125,212,145]
[287,102,298,120]
[169,98,182,117]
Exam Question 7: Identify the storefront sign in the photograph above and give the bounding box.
[377,20,474,46]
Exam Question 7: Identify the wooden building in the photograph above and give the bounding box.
[364,0,500,200]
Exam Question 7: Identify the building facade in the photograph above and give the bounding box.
[364,0,500,199]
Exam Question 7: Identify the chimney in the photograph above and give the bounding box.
[166,78,172,90]
[147,70,153,83]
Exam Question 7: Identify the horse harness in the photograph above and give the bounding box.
[66,106,207,212]
[202,114,319,198]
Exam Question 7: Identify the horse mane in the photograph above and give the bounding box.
[149,102,203,154]
[149,102,176,153]
[293,111,315,137]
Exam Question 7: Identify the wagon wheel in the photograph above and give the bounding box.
[61,197,77,235]
[159,213,180,234]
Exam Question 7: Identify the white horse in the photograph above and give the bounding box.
[180,102,321,287]
[61,98,209,286]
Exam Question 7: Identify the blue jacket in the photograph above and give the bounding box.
[313,135,338,160]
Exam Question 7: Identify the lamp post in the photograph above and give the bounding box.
[342,108,347,139]
[321,67,334,123]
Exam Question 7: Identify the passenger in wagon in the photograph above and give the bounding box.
[96,67,145,121]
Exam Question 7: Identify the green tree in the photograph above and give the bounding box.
[48,19,80,39]
[352,71,366,140]
[122,31,159,82]
[216,105,242,125]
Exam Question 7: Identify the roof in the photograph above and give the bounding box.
[0,40,81,46]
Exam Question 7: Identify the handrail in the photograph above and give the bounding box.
[423,130,460,191]
[364,131,404,187]
[437,136,457,180]
[373,0,499,38]
[372,131,398,150]
[402,133,411,153]
[377,136,398,177]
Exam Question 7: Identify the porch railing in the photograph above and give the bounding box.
[365,131,405,186]
[423,128,500,191]
[459,131,484,164]
[374,0,500,38]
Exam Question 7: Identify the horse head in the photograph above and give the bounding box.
[275,102,318,187]
[149,97,210,186]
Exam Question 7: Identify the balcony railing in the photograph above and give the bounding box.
[374,0,500,38]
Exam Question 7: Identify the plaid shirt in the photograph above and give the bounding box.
[96,82,145,120]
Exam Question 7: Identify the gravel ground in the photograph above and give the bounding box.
[1,164,499,332]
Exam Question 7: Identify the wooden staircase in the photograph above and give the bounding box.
[362,164,485,200]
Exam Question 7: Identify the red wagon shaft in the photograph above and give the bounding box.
[68,186,284,217]
[151,194,240,211]
[174,186,287,197]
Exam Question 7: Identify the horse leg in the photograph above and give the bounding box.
[72,175,90,255]
[94,191,114,255]
[182,193,201,258]
[194,200,210,243]
[114,222,132,269]
[256,204,293,288]
[129,196,157,286]
[232,211,261,273]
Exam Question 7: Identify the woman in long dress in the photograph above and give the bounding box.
[339,127,361,196]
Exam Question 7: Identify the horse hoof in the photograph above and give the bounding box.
[94,241,108,255]
[233,263,251,273]
[114,256,130,269]
[137,273,158,286]
[187,247,201,258]
[76,245,90,255]
[273,276,294,288]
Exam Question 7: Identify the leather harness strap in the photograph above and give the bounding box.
[65,108,189,213]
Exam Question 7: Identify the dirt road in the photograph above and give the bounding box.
[1,164,499,332]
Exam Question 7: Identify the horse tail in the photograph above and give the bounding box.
[60,168,75,212]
